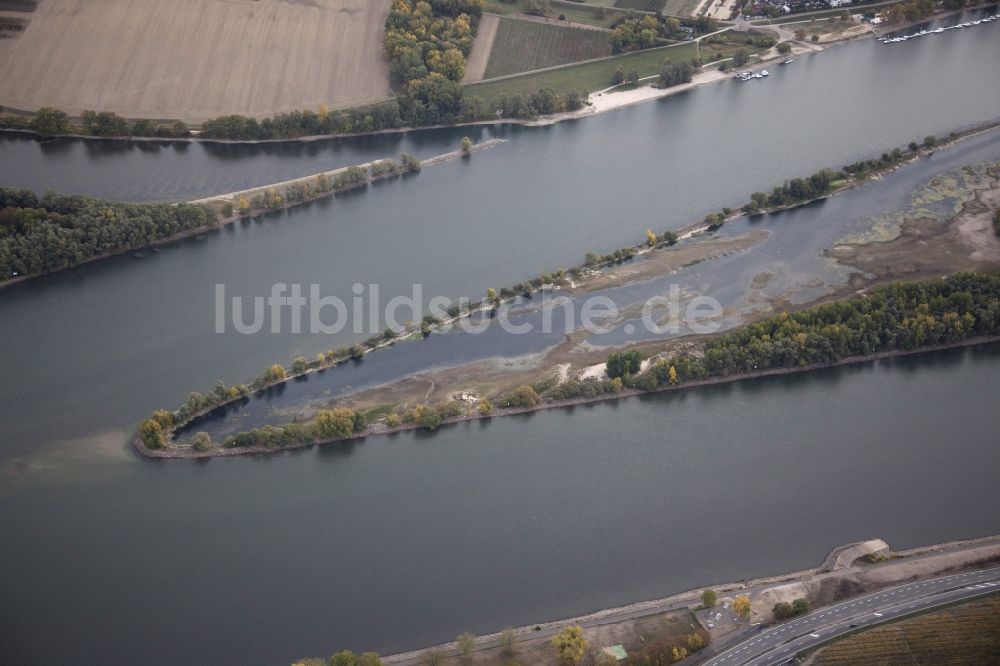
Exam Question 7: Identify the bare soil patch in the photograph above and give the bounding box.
[0,0,392,122]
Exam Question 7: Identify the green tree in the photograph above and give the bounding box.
[292,356,309,374]
[418,405,442,430]
[221,201,234,218]
[791,598,809,615]
[502,385,540,408]
[329,650,359,666]
[772,601,793,620]
[460,136,472,155]
[191,431,212,452]
[701,589,717,608]
[606,350,641,379]
[30,107,72,135]
[777,41,792,54]
[551,625,587,664]
[401,153,422,173]
[733,49,750,66]
[478,399,493,416]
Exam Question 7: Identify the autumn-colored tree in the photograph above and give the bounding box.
[551,626,587,664]
[237,197,251,214]
[139,419,166,449]
[671,646,688,662]
[358,653,383,666]
[668,365,678,385]
[686,633,705,651]
[150,409,174,429]
[646,229,658,246]
[460,136,472,155]
[478,399,493,416]
[733,594,751,619]
[487,287,500,307]
[318,102,330,122]
[314,408,357,440]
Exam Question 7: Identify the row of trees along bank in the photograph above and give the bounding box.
[142,273,1000,454]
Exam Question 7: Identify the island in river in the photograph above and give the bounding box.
[139,125,1000,457]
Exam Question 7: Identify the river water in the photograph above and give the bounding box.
[1,8,999,665]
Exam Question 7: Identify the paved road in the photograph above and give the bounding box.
[700,566,1000,666]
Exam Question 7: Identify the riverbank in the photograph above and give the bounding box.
[132,334,1000,458]
[3,4,982,147]
[0,139,505,291]
[131,122,1000,458]
[331,534,1000,665]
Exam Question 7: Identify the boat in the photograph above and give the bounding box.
[760,70,769,76]
[934,27,944,33]
[781,58,795,64]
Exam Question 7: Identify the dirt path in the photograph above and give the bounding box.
[462,13,500,84]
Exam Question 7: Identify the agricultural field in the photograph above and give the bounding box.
[482,17,613,79]
[467,41,698,99]
[812,595,1000,665]
[465,30,767,100]
[614,0,666,12]
[482,0,623,28]
[0,0,393,122]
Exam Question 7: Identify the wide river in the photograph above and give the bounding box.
[1,9,999,665]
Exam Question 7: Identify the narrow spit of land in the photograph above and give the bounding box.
[0,139,506,290]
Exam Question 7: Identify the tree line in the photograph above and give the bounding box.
[604,273,1000,392]
[611,14,718,54]
[0,188,214,280]
[0,107,189,138]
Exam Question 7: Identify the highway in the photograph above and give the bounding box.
[700,566,1000,665]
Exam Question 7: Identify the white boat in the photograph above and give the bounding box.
[934,27,944,33]
[760,70,769,76]
[781,58,795,64]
